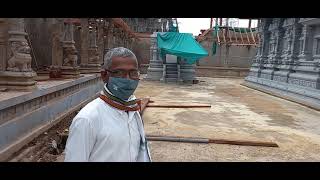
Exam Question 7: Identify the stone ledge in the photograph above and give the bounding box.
[0,74,100,111]
[0,76,103,161]
[196,66,250,71]
[242,80,320,111]
[0,92,100,162]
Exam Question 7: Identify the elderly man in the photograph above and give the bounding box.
[64,47,151,162]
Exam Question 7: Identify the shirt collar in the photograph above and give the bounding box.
[101,84,139,118]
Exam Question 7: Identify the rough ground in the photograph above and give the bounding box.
[135,77,320,162]
[8,77,320,162]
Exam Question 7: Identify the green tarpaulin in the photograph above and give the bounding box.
[157,32,208,64]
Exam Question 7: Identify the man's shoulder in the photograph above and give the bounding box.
[75,98,105,119]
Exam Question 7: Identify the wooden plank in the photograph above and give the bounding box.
[146,135,279,148]
[138,98,150,115]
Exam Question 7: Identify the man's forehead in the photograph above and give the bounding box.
[111,56,137,62]
[110,56,138,69]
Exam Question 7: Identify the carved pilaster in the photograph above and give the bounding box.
[298,24,313,62]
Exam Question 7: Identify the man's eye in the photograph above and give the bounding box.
[113,71,123,76]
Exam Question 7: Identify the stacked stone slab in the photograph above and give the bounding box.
[245,18,320,109]
[145,32,163,81]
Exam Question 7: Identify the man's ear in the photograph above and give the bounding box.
[101,70,109,83]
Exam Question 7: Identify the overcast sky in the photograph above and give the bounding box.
[177,18,258,36]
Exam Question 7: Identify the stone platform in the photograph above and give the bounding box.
[0,74,103,161]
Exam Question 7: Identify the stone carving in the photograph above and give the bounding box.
[88,47,99,64]
[62,20,78,68]
[63,45,78,67]
[288,78,316,88]
[7,41,32,72]
[6,18,33,72]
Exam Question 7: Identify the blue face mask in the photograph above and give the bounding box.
[106,77,139,101]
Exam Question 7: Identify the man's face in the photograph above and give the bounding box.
[101,56,138,82]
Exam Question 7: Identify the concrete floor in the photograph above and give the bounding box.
[135,77,320,161]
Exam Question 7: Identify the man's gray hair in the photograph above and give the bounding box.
[102,47,138,70]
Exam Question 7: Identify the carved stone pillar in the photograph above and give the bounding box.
[0,18,37,90]
[79,19,100,73]
[61,19,80,78]
[273,18,301,83]
[260,18,284,80]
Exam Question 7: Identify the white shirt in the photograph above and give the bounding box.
[64,90,151,162]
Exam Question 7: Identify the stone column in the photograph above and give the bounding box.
[0,18,7,72]
[61,19,80,78]
[79,18,89,72]
[0,18,37,90]
[105,20,113,52]
[49,18,64,78]
[96,21,104,65]
[114,27,122,47]
[86,28,100,73]
[112,27,117,48]
[145,32,163,81]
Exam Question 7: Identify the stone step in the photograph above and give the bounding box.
[166,74,178,78]
[166,70,178,74]
[166,78,178,82]
[166,67,178,71]
[166,64,177,67]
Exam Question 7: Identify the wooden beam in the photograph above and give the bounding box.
[138,98,150,115]
[146,104,211,108]
[146,135,279,147]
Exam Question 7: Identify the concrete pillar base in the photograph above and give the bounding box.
[0,71,37,91]
[79,64,101,74]
[61,66,80,78]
